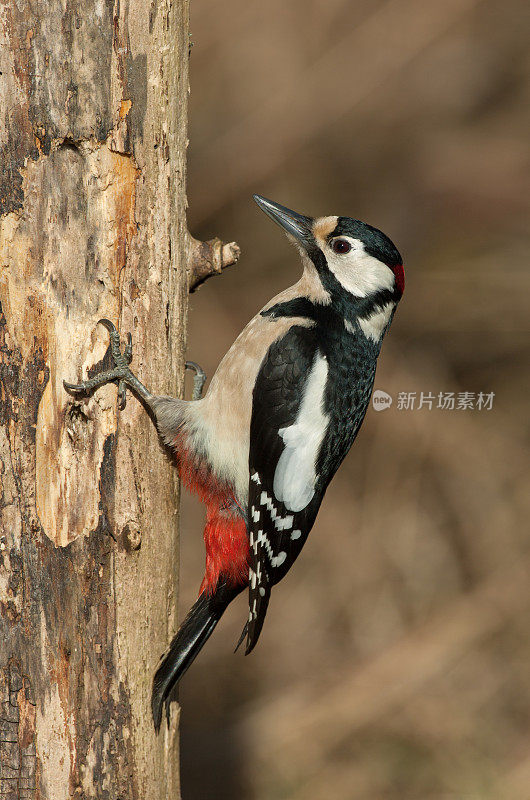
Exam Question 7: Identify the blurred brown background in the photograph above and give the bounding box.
[178,0,530,797]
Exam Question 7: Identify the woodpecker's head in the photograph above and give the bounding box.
[253,195,404,320]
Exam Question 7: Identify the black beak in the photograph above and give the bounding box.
[253,195,313,248]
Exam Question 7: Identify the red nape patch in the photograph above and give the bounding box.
[393,263,405,296]
[199,508,249,594]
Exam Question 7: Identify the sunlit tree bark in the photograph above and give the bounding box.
[0,0,191,796]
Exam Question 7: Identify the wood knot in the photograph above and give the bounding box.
[121,521,142,552]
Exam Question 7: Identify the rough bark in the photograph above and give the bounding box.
[0,0,191,797]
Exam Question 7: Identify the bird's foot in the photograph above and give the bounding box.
[64,318,148,409]
[185,360,207,400]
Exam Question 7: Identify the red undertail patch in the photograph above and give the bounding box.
[200,508,249,594]
[172,432,250,594]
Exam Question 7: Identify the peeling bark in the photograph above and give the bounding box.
[0,0,190,797]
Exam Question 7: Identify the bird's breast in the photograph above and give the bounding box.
[185,311,314,505]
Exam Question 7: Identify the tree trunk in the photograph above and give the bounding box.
[0,0,191,797]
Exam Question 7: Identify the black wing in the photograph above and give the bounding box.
[245,325,328,653]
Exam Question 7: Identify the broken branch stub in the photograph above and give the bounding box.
[187,234,241,292]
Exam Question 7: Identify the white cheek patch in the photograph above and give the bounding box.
[358,302,394,342]
[326,239,395,298]
[273,353,329,512]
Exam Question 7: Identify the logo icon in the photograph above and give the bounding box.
[372,389,392,411]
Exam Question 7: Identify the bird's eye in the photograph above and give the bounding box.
[331,238,352,254]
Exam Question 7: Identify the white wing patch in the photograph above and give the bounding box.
[273,353,329,512]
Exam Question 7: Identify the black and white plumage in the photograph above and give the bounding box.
[241,199,404,651]
[245,292,385,646]
[64,194,404,729]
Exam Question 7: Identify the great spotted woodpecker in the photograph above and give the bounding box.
[64,195,404,731]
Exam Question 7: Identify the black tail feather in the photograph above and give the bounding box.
[151,580,242,732]
[245,583,271,655]
[234,621,248,653]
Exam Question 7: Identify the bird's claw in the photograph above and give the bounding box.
[123,332,133,364]
[185,360,207,401]
[63,318,135,408]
